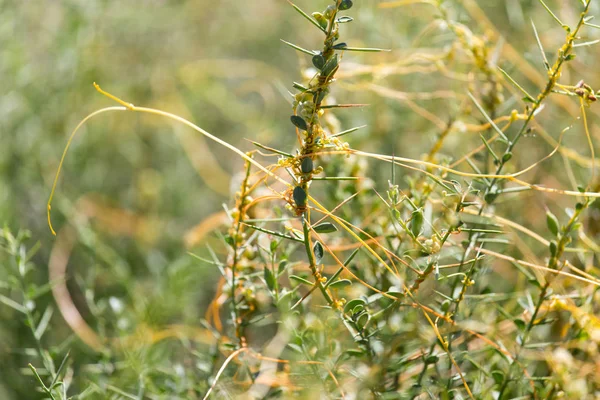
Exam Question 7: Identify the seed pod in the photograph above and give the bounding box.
[301,157,314,173]
[293,186,307,207]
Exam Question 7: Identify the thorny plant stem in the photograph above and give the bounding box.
[413,1,593,394]
[497,199,591,398]
[230,155,254,346]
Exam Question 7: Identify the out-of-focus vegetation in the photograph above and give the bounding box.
[2,0,600,398]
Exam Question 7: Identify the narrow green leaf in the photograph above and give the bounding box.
[324,247,359,289]
[332,124,367,138]
[320,104,369,109]
[531,20,550,70]
[312,176,360,181]
[468,92,509,142]
[288,1,328,33]
[280,39,316,56]
[410,209,424,237]
[537,0,566,28]
[278,260,288,275]
[546,210,560,236]
[338,46,391,52]
[498,67,536,103]
[264,267,276,291]
[479,134,500,162]
[0,294,27,314]
[242,223,304,243]
[34,306,54,340]
[290,275,314,286]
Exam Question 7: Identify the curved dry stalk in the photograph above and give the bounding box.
[475,247,600,287]
[351,150,600,198]
[47,84,293,236]
[203,347,248,400]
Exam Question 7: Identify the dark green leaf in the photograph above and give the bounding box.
[313,241,324,264]
[410,209,423,237]
[327,279,352,289]
[339,0,353,11]
[301,157,314,173]
[264,267,276,291]
[290,115,308,130]
[293,186,307,207]
[278,260,288,275]
[313,222,337,233]
[322,54,339,76]
[546,211,560,236]
[492,370,505,385]
[312,54,325,70]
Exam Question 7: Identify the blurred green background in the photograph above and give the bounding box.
[1,0,599,398]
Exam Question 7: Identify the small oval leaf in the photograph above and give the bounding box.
[313,222,337,233]
[293,186,307,208]
[339,0,353,11]
[290,115,308,131]
[327,279,352,289]
[301,157,314,173]
[313,241,324,264]
[312,54,325,70]
[344,298,366,313]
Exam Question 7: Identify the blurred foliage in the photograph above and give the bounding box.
[2,0,600,399]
